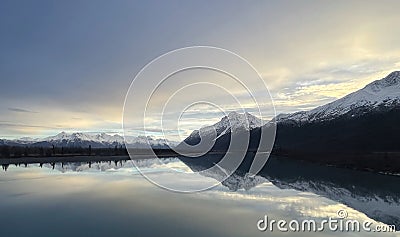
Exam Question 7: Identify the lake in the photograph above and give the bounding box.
[0,156,399,237]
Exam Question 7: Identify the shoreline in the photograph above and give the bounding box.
[1,151,399,176]
[0,152,181,166]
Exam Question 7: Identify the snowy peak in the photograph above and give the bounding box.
[188,111,264,139]
[381,71,400,86]
[220,111,263,130]
[365,71,400,92]
[277,71,400,124]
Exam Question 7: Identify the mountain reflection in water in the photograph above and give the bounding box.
[0,156,398,237]
[180,155,400,227]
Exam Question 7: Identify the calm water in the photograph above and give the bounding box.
[0,156,399,237]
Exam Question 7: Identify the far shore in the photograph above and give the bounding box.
[1,150,399,176]
[0,153,180,166]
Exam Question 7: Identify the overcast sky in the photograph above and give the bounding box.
[1,0,400,139]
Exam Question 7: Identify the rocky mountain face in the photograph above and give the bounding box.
[181,111,263,147]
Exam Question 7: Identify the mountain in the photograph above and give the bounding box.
[276,71,400,125]
[271,71,400,155]
[181,71,400,173]
[181,111,263,147]
[2,132,178,149]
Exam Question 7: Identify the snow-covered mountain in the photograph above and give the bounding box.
[185,111,263,142]
[44,132,124,144]
[276,71,400,124]
[182,71,400,139]
[4,132,178,149]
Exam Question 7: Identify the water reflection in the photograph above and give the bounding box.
[0,156,398,237]
[180,155,400,227]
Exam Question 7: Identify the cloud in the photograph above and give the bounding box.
[8,108,38,113]
[0,122,56,129]
[1,1,400,138]
[268,57,400,114]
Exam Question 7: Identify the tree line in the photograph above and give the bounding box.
[0,145,128,158]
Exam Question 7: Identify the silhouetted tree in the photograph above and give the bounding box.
[2,164,9,171]
[24,146,29,157]
[1,146,10,158]
[13,147,22,157]
[45,148,52,157]
[119,145,125,155]
[39,147,45,157]
[52,145,55,156]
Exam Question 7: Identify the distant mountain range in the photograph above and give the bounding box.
[2,71,399,163]
[180,71,400,172]
[0,132,178,149]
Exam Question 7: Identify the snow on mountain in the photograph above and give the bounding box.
[187,111,264,140]
[6,132,178,148]
[125,135,179,148]
[276,71,400,124]
[12,137,41,144]
[44,132,124,144]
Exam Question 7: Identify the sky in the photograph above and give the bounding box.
[1,0,400,140]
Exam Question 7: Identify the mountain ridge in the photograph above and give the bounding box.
[182,111,263,147]
[1,132,178,149]
[276,71,400,124]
